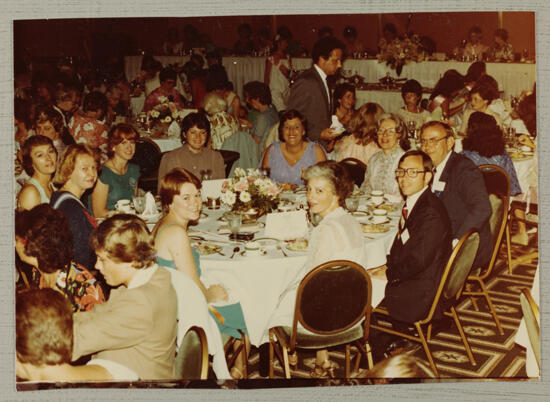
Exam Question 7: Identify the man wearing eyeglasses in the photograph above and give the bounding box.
[368,150,452,358]
[419,121,491,270]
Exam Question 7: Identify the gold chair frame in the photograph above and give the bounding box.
[176,326,209,380]
[520,288,540,370]
[370,229,480,378]
[269,260,374,379]
[340,157,367,188]
[463,165,511,335]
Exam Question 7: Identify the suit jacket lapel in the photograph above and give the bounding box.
[313,67,330,115]
[439,151,457,184]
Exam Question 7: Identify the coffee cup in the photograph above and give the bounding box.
[116,199,133,213]
[371,191,384,206]
[244,241,261,256]
[372,208,388,224]
[207,196,221,209]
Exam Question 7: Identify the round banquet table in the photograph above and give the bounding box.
[186,198,397,346]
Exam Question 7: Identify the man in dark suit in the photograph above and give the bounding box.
[420,121,492,270]
[374,150,453,323]
[287,36,344,149]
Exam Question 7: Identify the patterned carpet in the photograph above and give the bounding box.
[239,231,538,385]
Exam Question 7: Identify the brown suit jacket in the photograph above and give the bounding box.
[73,266,177,380]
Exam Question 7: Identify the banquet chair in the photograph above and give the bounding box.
[510,200,538,245]
[340,158,367,187]
[175,326,209,380]
[520,288,540,370]
[269,260,373,379]
[478,164,512,273]
[462,165,511,335]
[131,138,162,194]
[218,150,240,178]
[371,229,480,377]
[222,331,249,379]
[220,130,259,175]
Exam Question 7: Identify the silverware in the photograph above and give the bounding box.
[230,246,240,259]
[277,244,288,257]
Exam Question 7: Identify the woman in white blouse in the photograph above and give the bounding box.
[269,160,367,378]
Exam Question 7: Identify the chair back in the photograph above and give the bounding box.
[175,326,209,379]
[340,158,367,187]
[218,149,240,178]
[422,229,479,323]
[477,165,510,278]
[442,230,480,301]
[292,260,372,344]
[520,288,540,369]
[131,138,162,176]
[220,131,259,175]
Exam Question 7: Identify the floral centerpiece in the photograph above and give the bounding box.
[377,34,426,76]
[147,96,186,126]
[221,168,281,215]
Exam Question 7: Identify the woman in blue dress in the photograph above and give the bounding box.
[91,123,140,218]
[152,167,249,379]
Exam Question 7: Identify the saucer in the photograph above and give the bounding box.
[370,216,390,224]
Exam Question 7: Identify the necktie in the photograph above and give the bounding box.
[399,206,408,234]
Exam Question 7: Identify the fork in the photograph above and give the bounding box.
[277,244,288,257]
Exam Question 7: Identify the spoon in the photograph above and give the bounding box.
[230,246,240,259]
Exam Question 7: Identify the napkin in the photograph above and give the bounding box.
[143,191,157,216]
[330,115,345,134]
[167,120,181,138]
[264,210,308,240]
[217,222,263,234]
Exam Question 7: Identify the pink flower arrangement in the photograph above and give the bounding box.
[221,168,281,213]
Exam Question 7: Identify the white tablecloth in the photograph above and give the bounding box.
[125,56,536,101]
[190,202,396,346]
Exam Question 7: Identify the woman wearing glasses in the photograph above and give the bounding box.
[360,113,405,198]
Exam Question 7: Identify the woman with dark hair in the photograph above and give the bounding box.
[144,67,186,112]
[17,135,57,210]
[269,160,366,377]
[15,204,105,311]
[68,91,109,158]
[91,123,140,218]
[333,83,356,128]
[261,109,326,186]
[463,25,489,60]
[459,82,503,134]
[492,29,514,61]
[157,112,225,188]
[242,81,279,147]
[51,144,100,272]
[334,102,383,165]
[34,105,74,157]
[427,71,466,122]
[264,30,292,112]
[206,65,241,119]
[153,168,249,378]
[461,111,521,196]
[395,79,430,130]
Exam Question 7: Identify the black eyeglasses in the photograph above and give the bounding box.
[419,136,448,147]
[395,168,427,178]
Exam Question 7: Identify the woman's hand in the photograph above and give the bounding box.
[206,284,229,303]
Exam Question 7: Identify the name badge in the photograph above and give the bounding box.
[401,229,410,244]
[433,180,446,192]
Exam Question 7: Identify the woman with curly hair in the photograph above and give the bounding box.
[33,105,74,157]
[460,111,521,196]
[334,102,383,165]
[15,204,105,311]
[459,82,503,134]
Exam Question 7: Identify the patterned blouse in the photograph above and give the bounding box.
[33,261,105,312]
[360,146,404,198]
[68,112,109,158]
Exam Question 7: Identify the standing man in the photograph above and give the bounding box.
[419,121,492,270]
[287,36,344,149]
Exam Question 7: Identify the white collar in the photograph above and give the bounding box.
[433,150,453,183]
[127,264,158,289]
[405,186,429,214]
[313,64,328,83]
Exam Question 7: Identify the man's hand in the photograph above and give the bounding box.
[206,284,229,303]
[320,127,338,141]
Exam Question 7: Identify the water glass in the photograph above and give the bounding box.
[133,196,146,214]
[200,169,213,181]
[345,196,359,213]
[226,213,242,241]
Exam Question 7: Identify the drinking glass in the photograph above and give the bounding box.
[407,121,417,139]
[200,169,212,181]
[345,196,359,213]
[133,196,146,214]
[226,212,242,241]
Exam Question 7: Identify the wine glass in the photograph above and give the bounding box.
[345,196,359,213]
[522,48,529,61]
[407,121,417,139]
[200,169,212,182]
[226,212,242,242]
[132,196,146,215]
